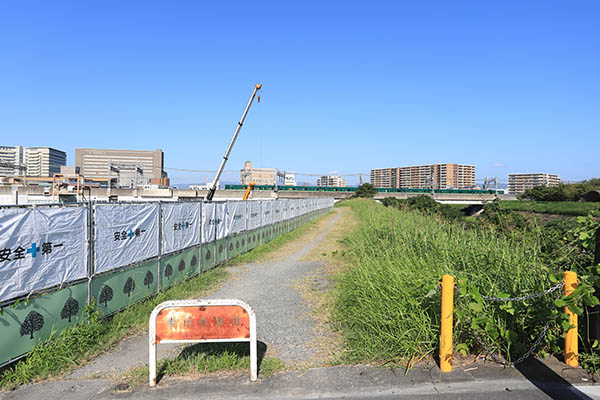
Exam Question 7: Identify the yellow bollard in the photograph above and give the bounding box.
[440,274,454,372]
[564,271,578,367]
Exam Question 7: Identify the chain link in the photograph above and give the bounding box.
[481,281,564,303]
[456,285,564,367]
[430,278,567,365]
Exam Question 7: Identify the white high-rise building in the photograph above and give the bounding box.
[507,173,561,195]
[317,175,346,187]
[0,146,66,177]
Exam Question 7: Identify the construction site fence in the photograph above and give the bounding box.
[0,198,334,367]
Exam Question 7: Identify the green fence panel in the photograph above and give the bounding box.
[239,232,248,255]
[215,238,227,264]
[263,225,273,243]
[201,242,216,272]
[227,233,245,259]
[247,229,259,251]
[0,281,88,366]
[93,260,159,316]
[160,248,197,290]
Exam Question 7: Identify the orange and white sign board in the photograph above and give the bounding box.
[149,299,257,386]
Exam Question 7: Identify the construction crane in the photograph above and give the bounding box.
[242,182,256,200]
[206,83,262,202]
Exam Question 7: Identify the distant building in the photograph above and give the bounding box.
[240,161,275,185]
[507,173,561,195]
[75,148,166,188]
[0,146,66,177]
[317,175,346,187]
[370,163,475,189]
[284,173,296,186]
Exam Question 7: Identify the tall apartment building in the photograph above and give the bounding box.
[507,173,561,195]
[240,161,275,185]
[75,148,166,187]
[316,175,346,187]
[0,146,66,177]
[370,163,476,189]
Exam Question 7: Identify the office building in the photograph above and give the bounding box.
[507,173,561,195]
[370,163,476,189]
[316,175,346,187]
[0,146,66,177]
[240,161,275,185]
[75,148,166,188]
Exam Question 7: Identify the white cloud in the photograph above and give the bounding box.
[492,162,505,168]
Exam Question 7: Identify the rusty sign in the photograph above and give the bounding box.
[149,299,257,386]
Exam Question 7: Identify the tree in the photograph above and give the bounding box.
[205,249,212,261]
[229,242,234,252]
[191,255,197,267]
[123,277,136,297]
[218,244,223,255]
[144,271,154,289]
[61,297,79,323]
[354,183,377,198]
[20,311,44,339]
[178,259,186,273]
[99,285,113,307]
[165,264,173,280]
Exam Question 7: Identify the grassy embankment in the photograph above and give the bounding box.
[332,199,570,365]
[0,215,331,390]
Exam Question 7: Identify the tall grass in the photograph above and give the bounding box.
[499,200,600,216]
[334,200,560,363]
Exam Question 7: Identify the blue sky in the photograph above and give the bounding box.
[1,1,598,185]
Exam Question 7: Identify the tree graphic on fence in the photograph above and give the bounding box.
[218,244,223,255]
[178,259,186,273]
[99,285,113,307]
[205,249,211,260]
[123,277,136,298]
[144,271,154,289]
[165,264,173,280]
[61,297,79,323]
[191,255,197,267]
[229,242,233,251]
[20,311,44,339]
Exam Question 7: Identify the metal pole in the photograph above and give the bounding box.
[157,201,163,293]
[587,227,600,346]
[207,84,262,202]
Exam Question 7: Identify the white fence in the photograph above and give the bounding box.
[0,198,334,304]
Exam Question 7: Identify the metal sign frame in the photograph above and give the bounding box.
[148,299,257,386]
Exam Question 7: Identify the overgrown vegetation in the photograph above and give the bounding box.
[353,183,377,198]
[333,199,599,370]
[521,178,600,202]
[499,200,600,217]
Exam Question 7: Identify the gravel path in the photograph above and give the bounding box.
[206,209,341,363]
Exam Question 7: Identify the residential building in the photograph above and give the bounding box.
[316,175,346,187]
[507,173,561,195]
[240,161,275,185]
[75,148,166,188]
[370,163,476,189]
[0,146,66,177]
